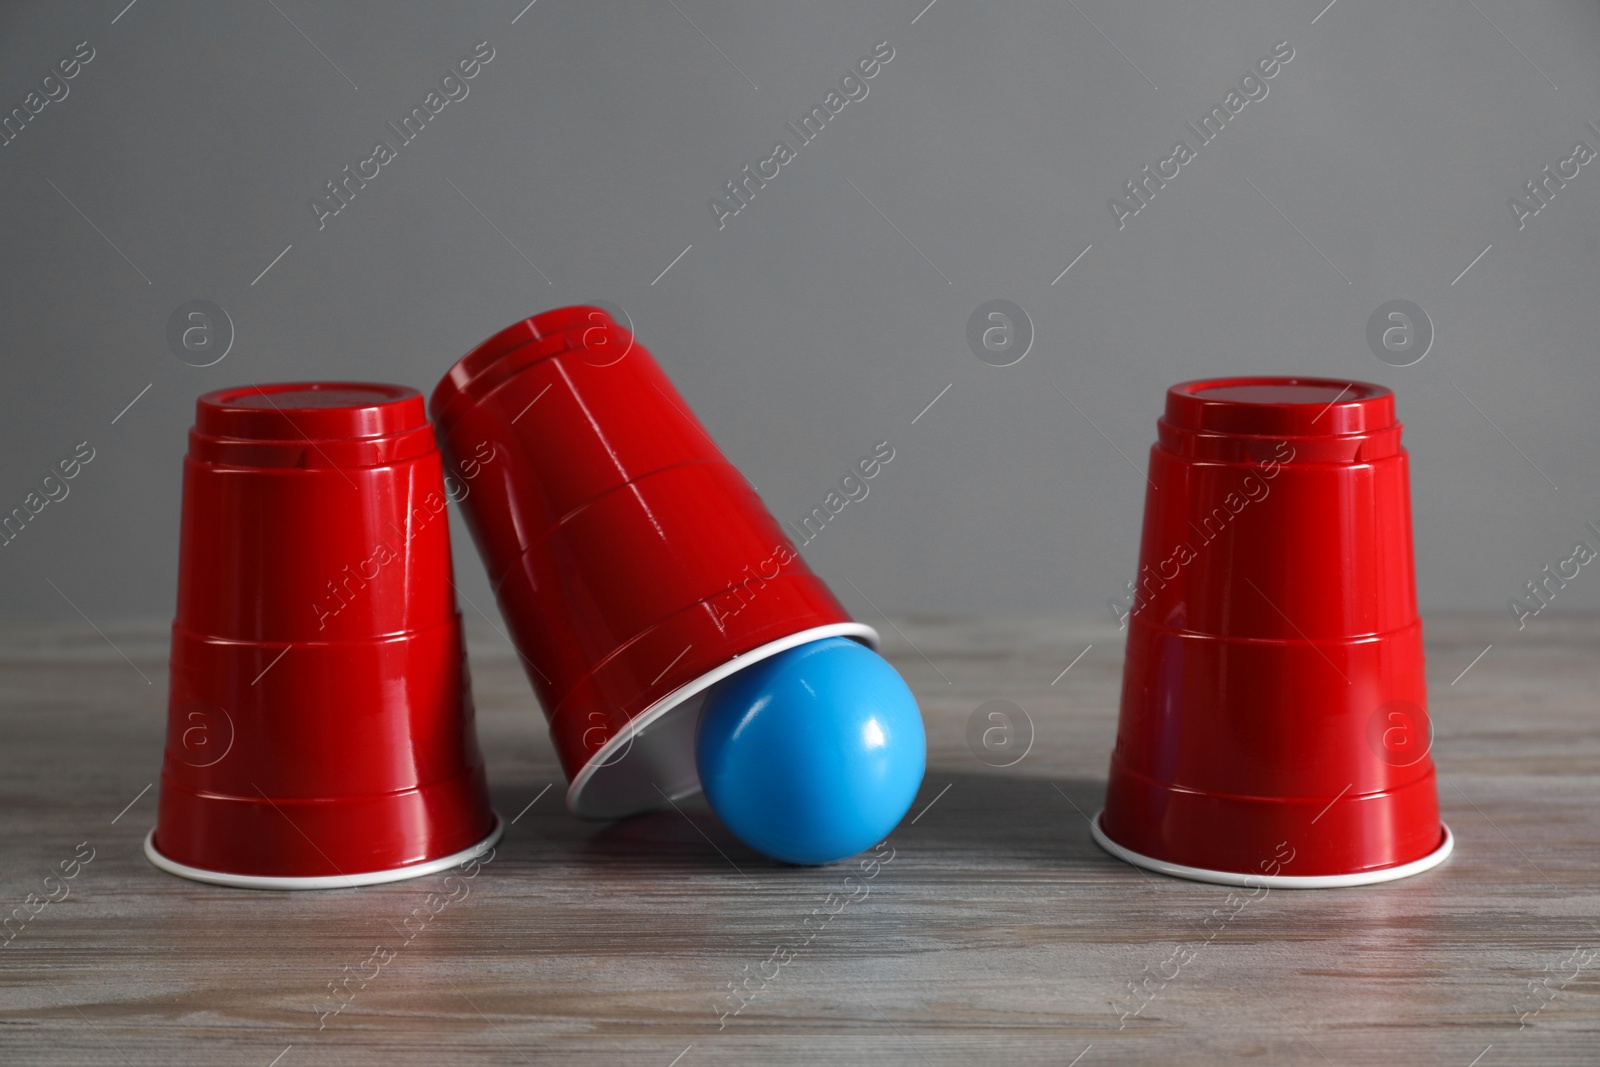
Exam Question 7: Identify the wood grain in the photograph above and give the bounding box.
[0,612,1596,1065]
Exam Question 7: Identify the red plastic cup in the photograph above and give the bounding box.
[147,383,501,889]
[1093,377,1451,887]
[431,307,876,819]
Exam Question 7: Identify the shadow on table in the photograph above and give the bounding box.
[487,772,1117,877]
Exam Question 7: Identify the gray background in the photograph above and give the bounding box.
[3,0,1598,634]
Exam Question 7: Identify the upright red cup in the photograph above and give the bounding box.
[1093,377,1451,887]
[147,383,500,889]
[431,307,876,819]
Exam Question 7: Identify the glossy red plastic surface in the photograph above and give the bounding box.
[1101,377,1444,877]
[431,308,859,799]
[153,383,495,879]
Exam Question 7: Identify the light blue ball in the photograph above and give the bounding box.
[696,637,926,865]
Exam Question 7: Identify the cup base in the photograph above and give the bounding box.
[144,814,504,891]
[566,622,879,819]
[1090,810,1452,889]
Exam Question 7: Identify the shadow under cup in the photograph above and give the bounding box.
[1095,377,1451,888]
[147,383,499,889]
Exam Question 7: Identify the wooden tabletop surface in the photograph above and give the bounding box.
[1,611,1596,1066]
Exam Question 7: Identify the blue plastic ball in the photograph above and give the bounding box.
[695,637,926,865]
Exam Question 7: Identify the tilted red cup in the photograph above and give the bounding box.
[147,383,500,889]
[431,307,877,820]
[1093,377,1451,887]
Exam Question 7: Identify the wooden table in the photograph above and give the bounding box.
[1,613,1595,1065]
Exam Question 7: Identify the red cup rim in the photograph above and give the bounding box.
[197,382,425,443]
[1166,377,1394,437]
